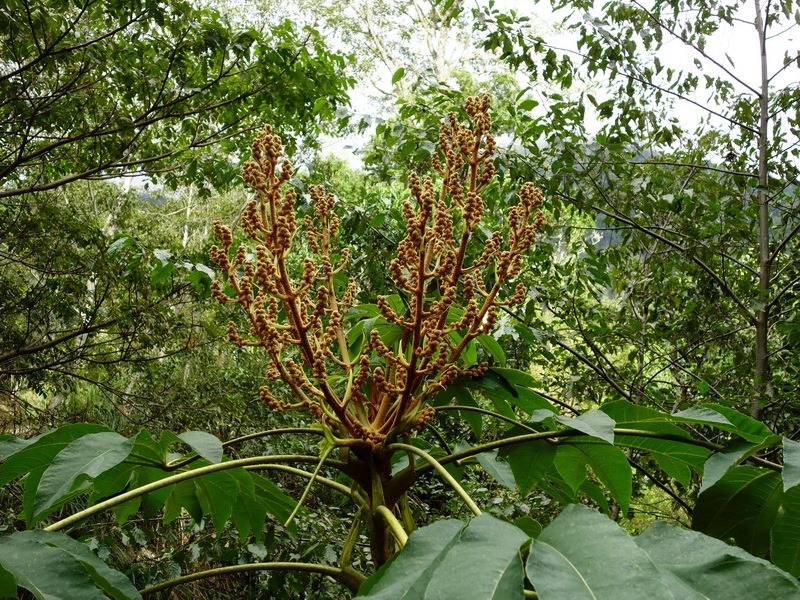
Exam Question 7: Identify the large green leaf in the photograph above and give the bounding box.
[637,521,800,597]
[693,466,783,557]
[358,515,527,599]
[499,440,557,495]
[771,485,800,577]
[357,519,464,598]
[554,442,632,513]
[34,432,135,518]
[424,514,527,599]
[0,424,110,487]
[0,530,141,600]
[527,504,691,600]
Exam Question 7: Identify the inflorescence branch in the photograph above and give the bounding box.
[210,94,544,450]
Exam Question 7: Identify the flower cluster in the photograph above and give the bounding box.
[211,96,545,450]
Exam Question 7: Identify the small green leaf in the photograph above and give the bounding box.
[391,67,406,85]
[476,448,517,491]
[513,515,542,538]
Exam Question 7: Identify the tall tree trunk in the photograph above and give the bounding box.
[753,0,771,420]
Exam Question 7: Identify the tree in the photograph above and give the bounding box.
[475,0,800,423]
[0,0,352,415]
[0,0,351,196]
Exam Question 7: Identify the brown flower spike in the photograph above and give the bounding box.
[210,95,545,450]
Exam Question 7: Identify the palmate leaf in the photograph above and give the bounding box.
[528,504,800,600]
[160,462,296,536]
[693,465,783,557]
[358,515,527,599]
[637,521,800,598]
[0,530,141,600]
[527,505,689,600]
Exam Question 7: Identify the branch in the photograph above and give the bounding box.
[45,454,347,532]
[0,319,118,366]
[388,443,482,516]
[631,0,761,96]
[375,505,409,547]
[139,562,366,596]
